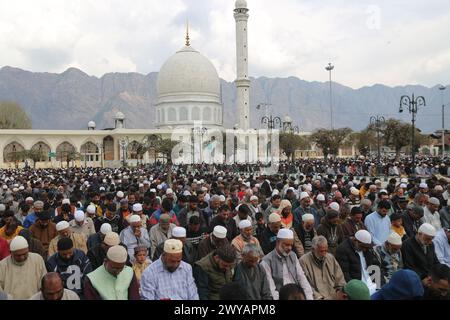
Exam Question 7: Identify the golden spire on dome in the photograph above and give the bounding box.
[185,20,190,46]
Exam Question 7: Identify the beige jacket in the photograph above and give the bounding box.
[48,233,88,257]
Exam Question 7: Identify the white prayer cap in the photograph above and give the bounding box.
[213,226,227,239]
[269,213,281,223]
[387,232,402,246]
[302,214,315,222]
[350,188,359,196]
[355,230,372,245]
[100,223,112,235]
[150,188,157,193]
[132,203,143,212]
[157,184,163,190]
[12,188,19,193]
[300,192,310,201]
[0,204,5,212]
[379,189,388,194]
[329,202,340,212]
[183,190,191,196]
[418,223,436,237]
[128,215,141,224]
[400,178,408,183]
[87,205,96,214]
[104,232,120,246]
[107,245,128,263]
[19,186,24,191]
[172,227,187,238]
[25,197,34,202]
[99,187,106,191]
[316,194,325,201]
[116,191,124,198]
[428,197,440,206]
[399,183,407,189]
[447,199,450,206]
[56,221,70,232]
[2,185,8,190]
[419,183,428,189]
[74,210,85,222]
[144,180,150,185]
[272,189,279,196]
[219,195,226,202]
[277,228,294,240]
[62,199,70,205]
[10,236,29,251]
[138,183,144,188]
[306,184,312,192]
[434,185,443,191]
[375,180,381,184]
[239,219,252,229]
[250,195,258,201]
[332,184,338,189]
[164,239,183,254]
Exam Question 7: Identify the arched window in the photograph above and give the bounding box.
[56,142,76,162]
[3,142,25,163]
[192,107,200,121]
[127,141,141,160]
[31,142,51,162]
[168,107,176,121]
[103,136,114,161]
[80,142,100,162]
[203,107,212,121]
[179,107,188,121]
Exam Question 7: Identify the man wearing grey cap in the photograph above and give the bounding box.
[23,200,44,229]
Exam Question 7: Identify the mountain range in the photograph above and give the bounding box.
[0,66,447,133]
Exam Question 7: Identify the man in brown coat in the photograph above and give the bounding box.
[29,210,57,257]
[342,207,366,239]
[317,210,345,256]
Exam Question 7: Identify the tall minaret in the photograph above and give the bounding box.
[234,0,250,130]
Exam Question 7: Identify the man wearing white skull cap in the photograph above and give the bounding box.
[151,227,196,265]
[374,232,404,284]
[86,223,112,251]
[120,215,151,263]
[48,221,88,257]
[402,223,440,280]
[260,229,313,300]
[231,220,263,263]
[69,210,95,238]
[140,239,199,300]
[84,245,140,300]
[0,236,47,299]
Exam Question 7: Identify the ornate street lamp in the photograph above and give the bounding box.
[399,94,426,163]
[369,115,385,164]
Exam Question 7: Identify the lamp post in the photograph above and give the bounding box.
[96,142,103,168]
[119,137,129,167]
[438,85,450,158]
[399,94,426,163]
[370,115,385,164]
[261,115,281,130]
[325,62,334,129]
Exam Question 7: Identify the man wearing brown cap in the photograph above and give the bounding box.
[84,245,139,300]
[194,244,237,300]
[149,213,176,255]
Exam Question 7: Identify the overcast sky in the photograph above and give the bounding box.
[0,0,449,89]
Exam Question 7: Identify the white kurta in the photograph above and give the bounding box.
[0,253,47,299]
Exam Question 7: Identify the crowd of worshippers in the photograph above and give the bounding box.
[0,165,449,300]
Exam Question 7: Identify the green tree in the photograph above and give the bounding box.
[311,127,353,159]
[383,119,427,160]
[279,133,310,161]
[0,101,32,129]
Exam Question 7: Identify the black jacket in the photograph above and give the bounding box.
[402,212,422,239]
[257,226,277,255]
[401,236,439,280]
[335,238,381,282]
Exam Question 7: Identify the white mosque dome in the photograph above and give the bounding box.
[114,111,125,120]
[235,0,248,9]
[87,121,96,128]
[157,46,220,97]
[284,116,293,123]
